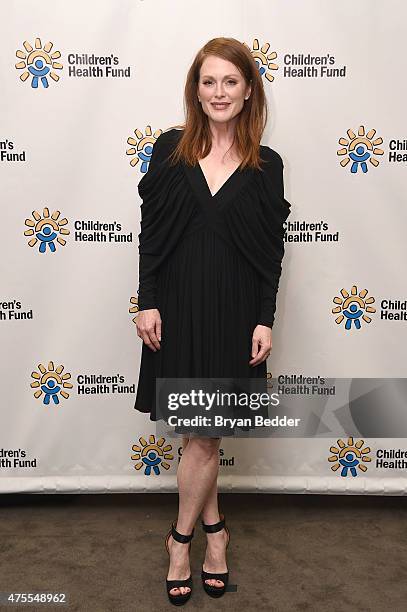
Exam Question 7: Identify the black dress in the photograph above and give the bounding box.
[134,128,291,434]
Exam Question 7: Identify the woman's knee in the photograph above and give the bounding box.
[188,436,221,459]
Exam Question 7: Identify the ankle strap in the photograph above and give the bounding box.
[201,513,225,533]
[171,521,194,543]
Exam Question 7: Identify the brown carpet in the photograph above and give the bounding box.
[0,493,406,611]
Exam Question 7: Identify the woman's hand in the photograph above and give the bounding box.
[249,324,272,366]
[136,308,162,351]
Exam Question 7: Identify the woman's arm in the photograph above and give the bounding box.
[257,149,287,329]
[137,134,166,311]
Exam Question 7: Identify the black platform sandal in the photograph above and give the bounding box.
[201,512,230,598]
[165,520,195,606]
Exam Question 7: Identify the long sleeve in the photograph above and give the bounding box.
[137,134,167,311]
[257,149,288,329]
[136,129,193,312]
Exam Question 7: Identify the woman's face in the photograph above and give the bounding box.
[197,55,251,126]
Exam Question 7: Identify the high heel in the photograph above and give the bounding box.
[165,520,195,606]
[201,512,230,598]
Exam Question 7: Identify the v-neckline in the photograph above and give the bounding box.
[182,157,253,212]
[197,161,242,199]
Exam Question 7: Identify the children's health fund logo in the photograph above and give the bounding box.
[24,207,70,252]
[337,125,406,168]
[131,435,174,476]
[24,206,132,251]
[126,125,159,171]
[15,37,131,87]
[332,285,376,331]
[31,361,72,405]
[15,38,62,88]
[328,437,372,477]
[337,125,384,173]
[30,363,135,405]
[331,285,407,330]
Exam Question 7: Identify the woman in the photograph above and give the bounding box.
[134,37,291,605]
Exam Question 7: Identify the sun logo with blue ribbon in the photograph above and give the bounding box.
[132,435,174,475]
[24,207,70,253]
[332,285,376,330]
[244,38,278,82]
[126,125,162,171]
[337,125,384,173]
[31,361,72,405]
[328,437,371,477]
[15,38,63,88]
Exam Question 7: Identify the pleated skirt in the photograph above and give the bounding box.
[134,225,269,432]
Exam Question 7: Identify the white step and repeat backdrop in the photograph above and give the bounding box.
[1,1,406,494]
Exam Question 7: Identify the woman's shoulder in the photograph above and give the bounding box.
[153,127,183,152]
[138,128,183,196]
[256,144,288,206]
[259,144,284,167]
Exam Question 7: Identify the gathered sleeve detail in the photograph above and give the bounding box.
[222,147,291,329]
[137,130,193,311]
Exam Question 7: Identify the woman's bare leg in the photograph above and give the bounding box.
[179,436,227,589]
[199,460,229,589]
[166,435,221,596]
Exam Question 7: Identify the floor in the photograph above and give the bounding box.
[0,492,406,612]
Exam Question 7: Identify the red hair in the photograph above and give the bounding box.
[166,36,269,170]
